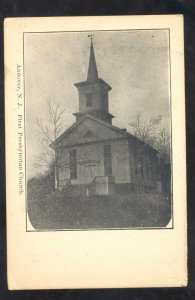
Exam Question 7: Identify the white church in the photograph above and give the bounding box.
[50,37,162,195]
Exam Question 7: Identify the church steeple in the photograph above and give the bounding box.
[87,36,98,83]
[74,36,114,124]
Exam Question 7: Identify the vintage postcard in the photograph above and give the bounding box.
[5,15,187,289]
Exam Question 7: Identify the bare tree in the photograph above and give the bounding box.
[128,111,170,161]
[35,99,66,144]
[155,128,170,162]
[128,111,162,146]
[33,99,67,184]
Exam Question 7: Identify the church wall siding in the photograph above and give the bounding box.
[57,138,159,192]
[57,138,131,189]
[109,139,131,184]
[78,85,106,112]
[74,143,104,185]
[58,143,104,188]
[128,140,158,192]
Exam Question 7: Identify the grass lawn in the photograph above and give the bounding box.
[28,192,172,230]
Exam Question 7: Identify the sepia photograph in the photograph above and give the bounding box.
[5,15,187,289]
[25,30,172,230]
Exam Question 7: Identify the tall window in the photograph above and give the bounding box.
[70,149,77,179]
[146,158,149,178]
[134,147,137,176]
[140,158,144,178]
[104,144,112,176]
[86,93,92,107]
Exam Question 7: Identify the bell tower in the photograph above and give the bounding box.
[73,36,114,124]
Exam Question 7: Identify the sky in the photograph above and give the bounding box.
[24,30,171,179]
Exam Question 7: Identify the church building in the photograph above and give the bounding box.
[50,38,160,195]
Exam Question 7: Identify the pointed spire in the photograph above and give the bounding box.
[87,35,98,83]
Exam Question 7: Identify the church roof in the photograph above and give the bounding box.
[87,39,98,83]
[74,78,112,91]
[74,39,112,91]
[73,109,114,119]
[50,114,158,154]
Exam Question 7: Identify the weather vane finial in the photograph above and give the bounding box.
[88,34,94,44]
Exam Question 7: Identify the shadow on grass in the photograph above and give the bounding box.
[27,192,172,230]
